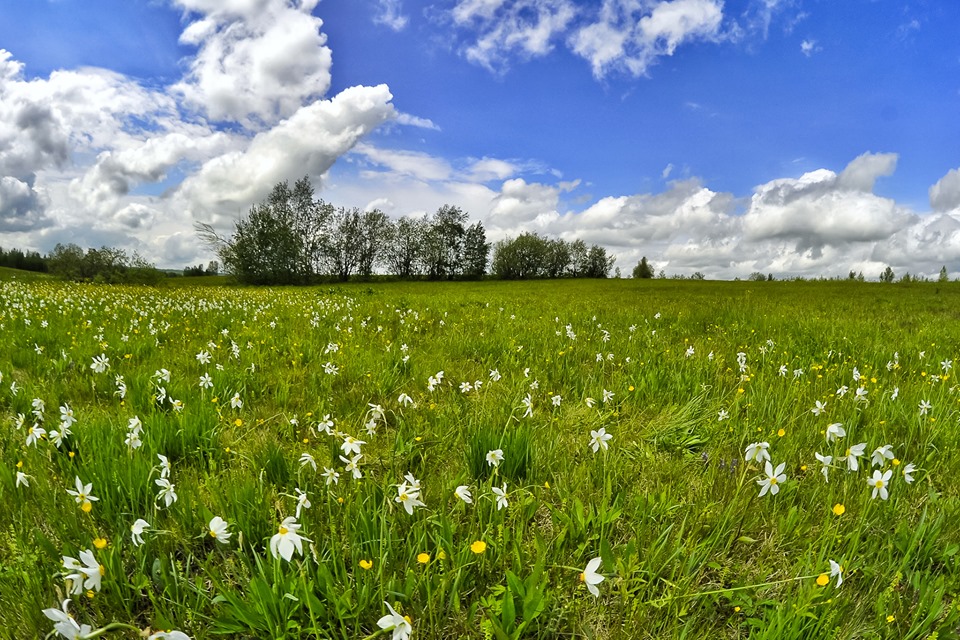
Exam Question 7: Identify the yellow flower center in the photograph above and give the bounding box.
[209,530,218,538]
[769,477,777,485]
[875,480,884,488]
[98,565,105,576]
[279,526,288,535]
[579,572,585,582]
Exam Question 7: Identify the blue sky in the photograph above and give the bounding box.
[1,0,959,277]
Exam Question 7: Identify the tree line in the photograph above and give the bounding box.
[198,177,616,284]
[0,246,48,273]
[490,232,614,279]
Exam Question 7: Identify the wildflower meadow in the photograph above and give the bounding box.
[1,274,959,639]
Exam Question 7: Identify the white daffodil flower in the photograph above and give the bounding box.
[757,461,787,497]
[208,517,231,544]
[270,516,310,561]
[580,557,604,597]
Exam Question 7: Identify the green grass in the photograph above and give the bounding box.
[0,266,52,282]
[1,278,959,639]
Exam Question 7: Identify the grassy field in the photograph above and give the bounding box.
[1,277,959,639]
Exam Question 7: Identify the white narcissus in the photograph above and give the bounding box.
[757,461,786,497]
[270,516,310,561]
[581,557,604,597]
[208,516,231,544]
[377,601,412,640]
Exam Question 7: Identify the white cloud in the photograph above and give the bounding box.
[171,0,332,128]
[741,154,912,253]
[321,148,960,280]
[570,0,725,77]
[489,178,560,233]
[800,38,820,56]
[467,157,518,182]
[837,151,897,192]
[374,0,409,31]
[395,112,441,130]
[177,85,397,223]
[0,0,398,268]
[353,142,452,183]
[451,0,577,72]
[930,167,960,212]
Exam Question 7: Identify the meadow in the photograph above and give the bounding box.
[1,275,959,639]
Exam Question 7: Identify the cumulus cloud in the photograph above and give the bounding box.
[0,176,51,231]
[741,153,912,254]
[0,0,399,268]
[324,146,960,279]
[929,168,960,212]
[172,0,332,128]
[489,178,560,232]
[177,85,397,221]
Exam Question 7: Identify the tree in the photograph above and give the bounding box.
[424,205,468,280]
[355,208,391,279]
[461,221,490,279]
[632,256,654,279]
[544,238,571,278]
[48,243,85,280]
[939,265,949,283]
[880,266,895,283]
[567,239,588,277]
[384,217,427,279]
[585,244,614,278]
[322,206,364,281]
